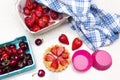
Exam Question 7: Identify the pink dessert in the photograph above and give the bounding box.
[92,50,112,70]
[72,50,93,72]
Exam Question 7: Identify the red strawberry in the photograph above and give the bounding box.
[32,24,40,32]
[35,17,39,24]
[32,2,37,8]
[45,54,55,62]
[23,7,31,16]
[42,15,50,23]
[24,14,35,28]
[25,0,33,10]
[43,7,50,14]
[57,46,64,57]
[51,46,57,56]
[58,34,69,45]
[38,18,47,28]
[36,5,43,12]
[58,57,68,66]
[51,59,58,69]
[35,10,42,18]
[62,52,69,59]
[50,10,58,20]
[72,38,83,51]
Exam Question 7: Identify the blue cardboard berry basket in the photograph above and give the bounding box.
[0,36,36,79]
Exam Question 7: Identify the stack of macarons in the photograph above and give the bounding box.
[72,50,112,72]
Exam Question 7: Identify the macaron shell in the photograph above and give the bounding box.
[72,50,93,72]
[92,50,112,70]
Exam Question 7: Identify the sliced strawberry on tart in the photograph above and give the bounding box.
[43,45,70,72]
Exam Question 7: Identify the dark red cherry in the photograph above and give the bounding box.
[19,41,28,51]
[0,69,3,75]
[35,38,43,46]
[38,69,45,77]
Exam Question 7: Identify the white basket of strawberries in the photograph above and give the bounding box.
[16,0,69,34]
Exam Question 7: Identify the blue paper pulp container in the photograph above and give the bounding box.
[0,36,36,79]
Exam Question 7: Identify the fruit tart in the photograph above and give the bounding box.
[43,45,70,72]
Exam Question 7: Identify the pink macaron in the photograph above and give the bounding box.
[92,50,112,70]
[72,50,93,72]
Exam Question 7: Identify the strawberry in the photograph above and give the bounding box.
[24,16,34,28]
[51,59,58,69]
[35,10,42,18]
[51,46,57,56]
[57,46,64,57]
[36,5,43,12]
[42,15,50,23]
[58,57,68,66]
[58,34,69,45]
[23,7,31,16]
[38,18,47,28]
[43,7,50,14]
[50,10,58,20]
[24,13,35,28]
[25,0,33,10]
[32,2,37,8]
[62,52,69,59]
[32,24,40,32]
[45,54,55,62]
[72,38,83,51]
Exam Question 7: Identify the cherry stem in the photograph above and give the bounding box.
[32,73,37,77]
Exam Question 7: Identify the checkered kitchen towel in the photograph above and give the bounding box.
[35,0,120,51]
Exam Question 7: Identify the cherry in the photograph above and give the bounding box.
[35,38,43,46]
[17,48,25,54]
[0,48,3,53]
[17,60,25,69]
[3,66,12,73]
[26,59,33,65]
[25,54,32,60]
[9,44,16,49]
[32,69,45,77]
[0,69,3,75]
[38,69,45,77]
[2,53,9,60]
[11,48,17,54]
[14,55,19,60]
[19,41,28,51]
[19,53,25,59]
[10,59,17,67]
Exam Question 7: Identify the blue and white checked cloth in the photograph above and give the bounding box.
[35,0,120,51]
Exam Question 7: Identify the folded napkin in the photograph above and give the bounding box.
[35,0,120,51]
